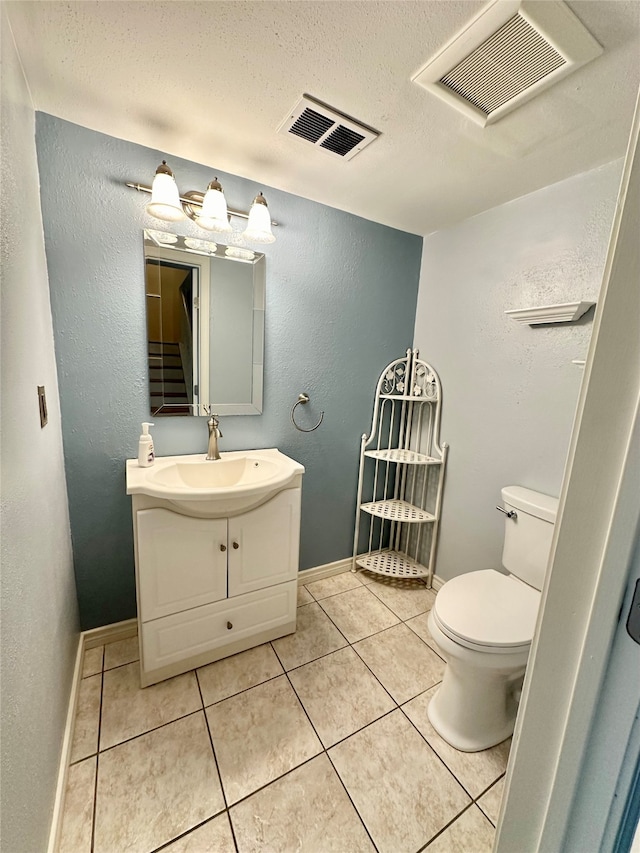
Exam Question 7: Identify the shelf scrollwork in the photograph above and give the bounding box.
[382,362,407,396]
[380,354,438,400]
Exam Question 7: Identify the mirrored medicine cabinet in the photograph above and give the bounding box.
[143,230,265,416]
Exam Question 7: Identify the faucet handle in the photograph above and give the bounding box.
[202,403,211,416]
[208,413,222,436]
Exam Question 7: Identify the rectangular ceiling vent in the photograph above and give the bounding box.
[278,96,379,161]
[412,0,602,126]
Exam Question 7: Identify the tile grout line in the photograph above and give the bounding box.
[291,618,456,853]
[277,597,478,852]
[67,672,105,767]
[414,800,479,853]
[89,645,105,853]
[350,623,444,696]
[150,813,227,853]
[194,669,240,853]
[395,697,508,826]
[310,587,438,649]
[140,683,230,853]
[397,701,479,803]
[473,772,506,827]
[96,707,204,756]
[300,599,406,709]
[313,581,500,847]
[315,585,402,642]
[285,589,474,852]
[325,749,382,853]
[270,641,381,853]
[311,593,442,713]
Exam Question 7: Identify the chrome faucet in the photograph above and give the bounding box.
[206,414,222,460]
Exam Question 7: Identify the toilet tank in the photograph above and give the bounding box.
[501,486,559,591]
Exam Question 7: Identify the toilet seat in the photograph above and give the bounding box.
[433,569,540,653]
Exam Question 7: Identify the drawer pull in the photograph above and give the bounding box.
[219,544,227,552]
[227,621,233,630]
[232,541,239,550]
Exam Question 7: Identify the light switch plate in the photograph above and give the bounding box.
[37,385,48,428]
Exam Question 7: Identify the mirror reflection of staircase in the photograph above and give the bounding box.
[149,341,191,414]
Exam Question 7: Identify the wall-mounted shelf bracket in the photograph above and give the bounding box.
[505,301,596,325]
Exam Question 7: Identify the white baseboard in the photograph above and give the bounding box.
[83,617,138,649]
[47,634,84,853]
[47,619,138,851]
[297,557,354,584]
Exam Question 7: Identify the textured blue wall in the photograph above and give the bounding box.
[36,114,422,630]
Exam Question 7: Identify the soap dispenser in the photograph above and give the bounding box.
[138,422,155,467]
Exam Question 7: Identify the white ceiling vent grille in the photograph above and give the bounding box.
[278,96,379,161]
[412,0,602,126]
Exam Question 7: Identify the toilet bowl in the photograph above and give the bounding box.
[426,486,558,752]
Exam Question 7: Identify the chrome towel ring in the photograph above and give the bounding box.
[291,393,324,432]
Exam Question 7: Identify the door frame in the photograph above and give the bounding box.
[496,92,640,852]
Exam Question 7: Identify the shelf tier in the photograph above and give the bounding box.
[356,550,429,579]
[360,499,436,523]
[379,393,438,402]
[364,449,441,465]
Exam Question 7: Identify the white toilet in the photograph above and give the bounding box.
[427,485,558,752]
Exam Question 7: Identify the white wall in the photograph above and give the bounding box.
[413,160,622,583]
[0,13,79,852]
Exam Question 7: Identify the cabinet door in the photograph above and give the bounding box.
[137,508,227,622]
[227,488,301,597]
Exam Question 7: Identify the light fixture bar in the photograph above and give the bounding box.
[126,182,279,226]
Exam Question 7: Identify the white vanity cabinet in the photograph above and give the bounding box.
[127,451,303,687]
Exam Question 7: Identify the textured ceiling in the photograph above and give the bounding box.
[6,0,640,235]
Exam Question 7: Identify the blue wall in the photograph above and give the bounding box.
[36,114,422,630]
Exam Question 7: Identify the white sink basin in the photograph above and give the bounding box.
[126,449,304,515]
[150,456,281,490]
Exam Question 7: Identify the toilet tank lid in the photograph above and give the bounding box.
[502,486,559,523]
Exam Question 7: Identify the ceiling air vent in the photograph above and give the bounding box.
[412,0,602,126]
[278,96,379,160]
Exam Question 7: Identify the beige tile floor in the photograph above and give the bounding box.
[59,571,508,853]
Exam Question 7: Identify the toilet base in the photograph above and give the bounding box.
[427,678,517,752]
[427,610,527,752]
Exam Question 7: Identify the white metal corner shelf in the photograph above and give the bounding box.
[352,349,448,587]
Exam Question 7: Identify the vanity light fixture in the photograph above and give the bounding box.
[244,193,276,244]
[146,161,185,222]
[127,161,277,244]
[197,178,232,233]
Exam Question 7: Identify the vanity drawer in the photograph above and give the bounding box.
[141,579,296,674]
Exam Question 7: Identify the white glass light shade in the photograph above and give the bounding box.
[146,171,185,222]
[243,194,276,244]
[197,185,232,233]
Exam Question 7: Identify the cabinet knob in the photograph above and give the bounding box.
[227,621,233,630]
[219,544,226,552]
[232,541,239,550]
